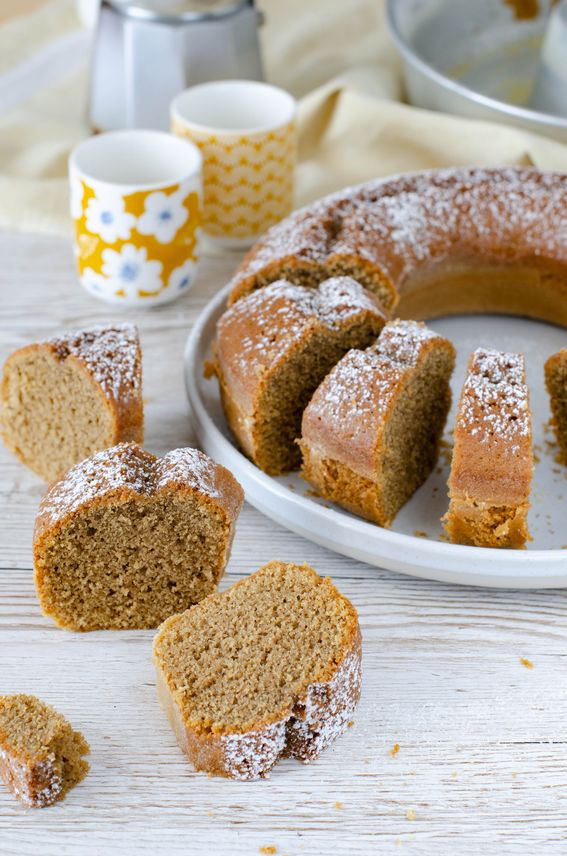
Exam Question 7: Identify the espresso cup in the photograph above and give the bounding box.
[171,80,297,248]
[69,130,202,306]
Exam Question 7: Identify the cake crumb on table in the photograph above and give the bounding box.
[334,800,344,810]
[390,742,400,757]
[520,657,534,669]
[406,809,416,821]
[413,530,428,539]
[259,847,277,855]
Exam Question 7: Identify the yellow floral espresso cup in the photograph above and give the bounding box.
[69,130,202,306]
[171,80,297,248]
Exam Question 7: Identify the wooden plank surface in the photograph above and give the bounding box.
[1,232,567,855]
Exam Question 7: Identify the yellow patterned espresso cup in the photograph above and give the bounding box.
[171,81,297,248]
[69,130,202,306]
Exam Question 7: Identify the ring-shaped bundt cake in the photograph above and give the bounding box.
[227,167,567,327]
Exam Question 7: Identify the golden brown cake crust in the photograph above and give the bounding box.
[444,349,533,548]
[153,562,362,781]
[34,442,243,542]
[545,348,567,463]
[213,277,387,474]
[1,323,143,480]
[300,321,455,525]
[33,443,244,630]
[226,168,567,326]
[45,323,143,440]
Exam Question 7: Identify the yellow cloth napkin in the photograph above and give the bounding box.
[0,0,566,237]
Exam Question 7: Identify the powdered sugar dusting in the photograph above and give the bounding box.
[219,276,385,377]
[38,443,221,528]
[460,348,530,453]
[287,650,362,763]
[375,320,442,366]
[157,448,222,497]
[221,722,287,781]
[0,746,62,808]
[305,320,445,427]
[221,649,361,781]
[230,167,567,293]
[48,323,141,402]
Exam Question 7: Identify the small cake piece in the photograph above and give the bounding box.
[444,348,533,548]
[153,561,361,781]
[545,349,567,463]
[0,694,89,807]
[1,323,143,482]
[299,321,456,526]
[213,276,388,475]
[34,443,244,631]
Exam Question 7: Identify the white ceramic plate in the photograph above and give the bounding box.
[185,282,567,588]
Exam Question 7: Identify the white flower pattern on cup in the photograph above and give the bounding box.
[70,178,84,220]
[101,244,163,297]
[81,267,107,294]
[168,259,196,292]
[85,194,136,243]
[136,190,189,244]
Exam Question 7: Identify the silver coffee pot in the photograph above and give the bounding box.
[90,0,264,132]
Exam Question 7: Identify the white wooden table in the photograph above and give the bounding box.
[1,231,567,856]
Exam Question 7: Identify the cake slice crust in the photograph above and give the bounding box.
[214,276,388,475]
[444,348,533,548]
[545,349,567,464]
[153,561,361,780]
[300,320,455,526]
[33,443,244,631]
[0,694,89,808]
[1,323,143,482]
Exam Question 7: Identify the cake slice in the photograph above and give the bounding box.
[545,349,567,463]
[212,276,387,475]
[0,694,89,807]
[444,348,533,548]
[1,323,143,482]
[299,320,455,526]
[153,561,361,780]
[33,443,244,631]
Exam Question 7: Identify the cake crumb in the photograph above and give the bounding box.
[413,530,428,539]
[203,359,216,380]
[520,657,534,669]
[347,720,354,728]
[259,848,277,855]
[334,801,344,810]
[439,438,453,465]
[304,488,323,499]
[406,809,416,821]
[390,742,400,757]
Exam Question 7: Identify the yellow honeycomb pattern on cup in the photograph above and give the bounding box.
[71,177,201,304]
[172,119,296,242]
